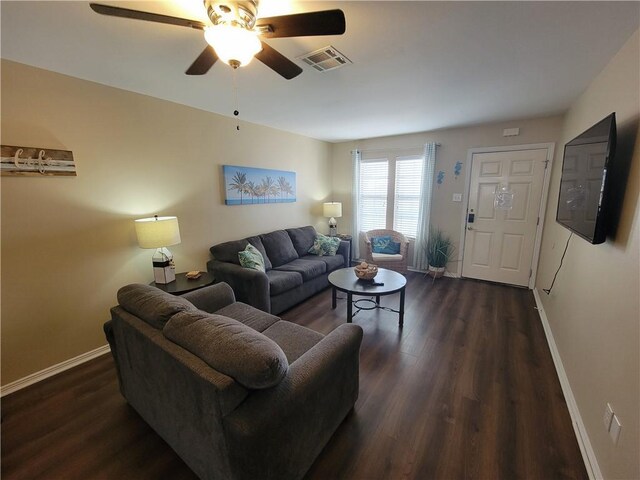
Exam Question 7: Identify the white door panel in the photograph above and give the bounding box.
[462,149,547,287]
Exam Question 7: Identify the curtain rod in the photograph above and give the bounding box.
[352,143,441,154]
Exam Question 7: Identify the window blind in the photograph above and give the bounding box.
[393,156,424,238]
[359,159,388,232]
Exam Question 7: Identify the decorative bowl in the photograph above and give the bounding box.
[354,262,378,280]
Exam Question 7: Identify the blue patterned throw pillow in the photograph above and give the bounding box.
[308,234,341,256]
[238,243,266,272]
[371,236,401,254]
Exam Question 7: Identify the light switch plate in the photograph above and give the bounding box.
[610,415,622,444]
[453,193,462,202]
[604,403,614,430]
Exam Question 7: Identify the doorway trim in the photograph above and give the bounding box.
[457,142,556,289]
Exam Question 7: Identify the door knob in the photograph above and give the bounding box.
[467,226,474,230]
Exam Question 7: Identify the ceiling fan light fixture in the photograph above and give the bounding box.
[204,24,262,67]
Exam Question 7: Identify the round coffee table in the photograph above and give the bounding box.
[328,267,407,328]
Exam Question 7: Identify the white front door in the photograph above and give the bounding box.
[462,148,548,287]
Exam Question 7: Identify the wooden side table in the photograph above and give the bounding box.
[151,271,214,295]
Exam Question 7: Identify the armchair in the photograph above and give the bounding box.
[364,229,410,274]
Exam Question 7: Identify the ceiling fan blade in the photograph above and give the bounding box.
[185,46,218,75]
[256,10,345,38]
[255,42,302,80]
[90,3,206,30]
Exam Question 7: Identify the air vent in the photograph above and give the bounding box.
[297,46,352,72]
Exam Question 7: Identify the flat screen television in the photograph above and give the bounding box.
[556,113,616,244]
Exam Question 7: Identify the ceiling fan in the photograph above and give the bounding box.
[90,1,346,80]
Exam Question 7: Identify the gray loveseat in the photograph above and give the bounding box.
[207,226,350,315]
[105,282,363,480]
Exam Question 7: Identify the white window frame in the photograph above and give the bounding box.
[358,149,424,240]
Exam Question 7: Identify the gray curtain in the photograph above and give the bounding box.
[351,149,361,260]
[413,142,437,270]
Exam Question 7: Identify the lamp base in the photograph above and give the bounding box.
[328,217,338,237]
[152,247,176,284]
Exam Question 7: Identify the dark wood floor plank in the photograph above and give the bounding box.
[1,274,587,480]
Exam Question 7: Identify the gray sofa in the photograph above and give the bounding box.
[207,226,350,315]
[105,282,363,480]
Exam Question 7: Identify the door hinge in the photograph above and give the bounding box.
[529,269,533,278]
[544,160,550,169]
[537,217,540,226]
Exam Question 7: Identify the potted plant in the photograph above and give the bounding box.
[425,228,455,278]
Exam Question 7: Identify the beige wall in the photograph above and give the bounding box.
[0,60,332,386]
[536,30,639,479]
[331,115,563,269]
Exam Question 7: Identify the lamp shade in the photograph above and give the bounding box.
[323,202,342,218]
[135,216,181,249]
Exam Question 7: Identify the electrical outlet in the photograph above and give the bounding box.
[609,415,622,444]
[452,193,462,202]
[604,403,614,430]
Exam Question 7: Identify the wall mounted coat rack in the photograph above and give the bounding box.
[1,145,76,177]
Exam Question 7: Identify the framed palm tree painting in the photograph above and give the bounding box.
[223,165,296,205]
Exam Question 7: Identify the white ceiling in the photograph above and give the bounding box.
[1,1,638,143]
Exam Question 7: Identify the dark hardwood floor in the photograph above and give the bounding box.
[1,274,587,479]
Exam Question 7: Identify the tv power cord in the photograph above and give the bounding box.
[543,232,573,295]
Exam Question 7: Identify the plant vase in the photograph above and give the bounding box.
[428,265,446,278]
[424,227,455,282]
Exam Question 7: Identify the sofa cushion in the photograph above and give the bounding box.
[238,243,266,272]
[164,310,288,389]
[266,270,303,296]
[308,234,341,256]
[301,254,345,272]
[117,283,195,329]
[273,258,326,281]
[260,230,298,267]
[210,236,272,270]
[262,321,324,363]
[372,252,403,261]
[286,226,317,258]
[214,302,280,332]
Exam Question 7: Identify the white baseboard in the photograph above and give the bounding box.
[1,344,111,397]
[532,288,602,480]
[407,267,459,278]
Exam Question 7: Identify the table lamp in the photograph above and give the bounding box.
[135,215,181,284]
[323,202,342,237]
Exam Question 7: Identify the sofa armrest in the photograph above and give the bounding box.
[180,282,236,314]
[103,320,123,389]
[207,260,271,313]
[337,240,351,267]
[223,323,363,479]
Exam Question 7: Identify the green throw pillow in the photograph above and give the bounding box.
[238,243,265,272]
[308,234,341,256]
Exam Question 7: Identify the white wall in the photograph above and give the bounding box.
[535,30,639,479]
[0,60,332,386]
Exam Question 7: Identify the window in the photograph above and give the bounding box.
[394,156,423,238]
[358,153,424,239]
[358,159,388,232]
